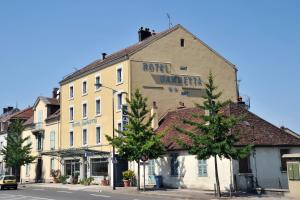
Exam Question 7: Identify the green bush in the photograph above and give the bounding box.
[79,177,94,186]
[58,175,69,184]
[122,170,135,180]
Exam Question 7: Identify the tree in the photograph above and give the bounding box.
[175,72,252,197]
[106,89,165,190]
[1,119,36,180]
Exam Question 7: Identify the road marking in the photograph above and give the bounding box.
[32,188,45,191]
[0,194,55,200]
[90,194,111,198]
[57,190,72,193]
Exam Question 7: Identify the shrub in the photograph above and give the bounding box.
[58,175,69,184]
[79,177,94,186]
[122,170,135,180]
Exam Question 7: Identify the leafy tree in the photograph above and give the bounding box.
[1,119,36,180]
[175,72,252,197]
[106,89,165,190]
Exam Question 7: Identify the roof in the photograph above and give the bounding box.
[23,116,34,126]
[60,24,236,85]
[0,108,20,122]
[45,109,60,122]
[156,104,300,151]
[9,107,33,121]
[33,96,59,109]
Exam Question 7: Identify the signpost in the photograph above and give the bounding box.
[141,155,149,192]
[122,105,129,130]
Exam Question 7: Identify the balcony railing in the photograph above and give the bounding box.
[32,122,44,132]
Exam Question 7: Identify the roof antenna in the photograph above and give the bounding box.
[166,13,173,29]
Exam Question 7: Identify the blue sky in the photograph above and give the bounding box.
[0,0,299,133]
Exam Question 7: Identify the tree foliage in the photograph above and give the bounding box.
[106,89,165,189]
[1,119,36,172]
[176,72,252,196]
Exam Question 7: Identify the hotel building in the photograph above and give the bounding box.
[56,24,238,185]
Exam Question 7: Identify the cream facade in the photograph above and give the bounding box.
[21,97,60,183]
[58,25,238,185]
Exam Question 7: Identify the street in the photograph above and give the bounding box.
[0,187,175,200]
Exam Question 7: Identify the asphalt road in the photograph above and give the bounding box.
[0,186,174,200]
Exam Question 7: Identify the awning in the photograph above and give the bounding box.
[41,147,110,158]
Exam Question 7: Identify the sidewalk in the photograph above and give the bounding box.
[22,183,296,200]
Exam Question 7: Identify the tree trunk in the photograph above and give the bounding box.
[214,155,221,197]
[137,161,140,191]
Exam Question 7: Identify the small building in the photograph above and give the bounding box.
[282,153,300,198]
[20,94,61,183]
[130,103,300,191]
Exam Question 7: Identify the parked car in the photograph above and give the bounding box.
[0,175,18,190]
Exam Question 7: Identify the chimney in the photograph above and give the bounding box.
[7,107,13,112]
[237,96,247,109]
[102,53,107,60]
[138,27,152,42]
[151,101,158,130]
[52,88,59,99]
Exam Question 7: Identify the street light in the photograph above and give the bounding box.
[94,82,127,190]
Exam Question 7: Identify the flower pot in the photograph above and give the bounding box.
[123,180,131,187]
[101,179,109,186]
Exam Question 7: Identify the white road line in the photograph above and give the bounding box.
[57,190,72,193]
[90,194,111,198]
[32,188,45,191]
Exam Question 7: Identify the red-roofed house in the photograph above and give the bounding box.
[131,103,300,192]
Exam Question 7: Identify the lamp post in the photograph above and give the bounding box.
[95,83,127,190]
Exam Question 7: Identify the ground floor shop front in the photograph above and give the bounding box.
[21,148,128,186]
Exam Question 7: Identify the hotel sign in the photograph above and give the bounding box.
[72,118,97,128]
[142,62,202,87]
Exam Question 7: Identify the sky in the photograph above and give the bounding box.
[0,0,299,133]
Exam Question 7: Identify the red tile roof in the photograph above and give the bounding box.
[10,107,33,121]
[156,104,300,150]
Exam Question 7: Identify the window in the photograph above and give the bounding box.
[65,160,80,177]
[117,122,123,137]
[116,66,123,84]
[69,85,74,99]
[95,98,101,116]
[82,129,87,146]
[95,75,101,91]
[117,93,122,111]
[239,156,251,173]
[288,163,300,180]
[170,153,179,176]
[69,106,74,121]
[82,80,87,95]
[50,158,55,174]
[280,149,290,171]
[90,158,108,176]
[180,38,185,47]
[180,66,187,71]
[37,135,43,151]
[198,160,208,177]
[96,126,101,144]
[69,131,74,147]
[82,103,87,118]
[148,159,155,175]
[0,142,2,150]
[25,164,30,177]
[50,131,55,150]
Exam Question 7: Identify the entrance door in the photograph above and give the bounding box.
[35,158,43,183]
